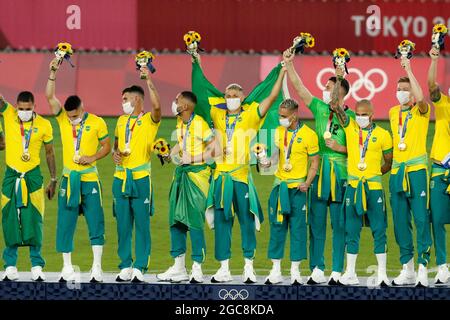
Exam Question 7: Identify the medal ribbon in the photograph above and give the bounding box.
[72,113,88,156]
[326,111,334,133]
[125,112,144,149]
[359,126,373,164]
[181,113,195,152]
[398,109,411,143]
[19,115,34,155]
[283,123,300,163]
[225,112,241,148]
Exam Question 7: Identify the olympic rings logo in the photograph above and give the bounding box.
[218,289,249,300]
[316,67,388,101]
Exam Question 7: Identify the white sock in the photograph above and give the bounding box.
[193,261,202,269]
[346,253,358,274]
[220,259,229,270]
[244,258,253,266]
[376,253,387,274]
[406,258,414,273]
[63,253,72,267]
[92,245,103,267]
[175,254,186,269]
[272,259,281,271]
[291,261,300,270]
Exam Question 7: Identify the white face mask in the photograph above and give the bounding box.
[279,117,291,128]
[226,98,241,111]
[70,117,82,126]
[356,115,371,129]
[322,90,332,104]
[396,91,410,105]
[18,110,33,122]
[171,101,180,116]
[122,101,134,115]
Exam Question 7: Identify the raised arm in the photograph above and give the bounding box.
[45,58,63,115]
[140,66,161,123]
[330,68,348,127]
[427,48,441,103]
[44,143,57,200]
[283,49,313,106]
[401,57,428,113]
[258,67,286,117]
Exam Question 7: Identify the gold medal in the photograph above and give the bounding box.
[73,154,81,164]
[323,131,332,139]
[283,162,293,172]
[122,148,131,156]
[21,152,31,162]
[398,142,407,151]
[357,162,367,171]
[224,146,232,156]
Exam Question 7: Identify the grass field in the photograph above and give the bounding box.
[0,116,447,277]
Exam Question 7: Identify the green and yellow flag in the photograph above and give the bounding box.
[191,60,285,156]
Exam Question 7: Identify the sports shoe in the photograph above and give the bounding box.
[434,264,450,285]
[338,271,359,286]
[89,264,103,283]
[189,262,204,284]
[2,266,19,281]
[131,268,145,283]
[31,266,45,282]
[415,264,428,287]
[116,267,133,282]
[307,267,326,285]
[59,265,76,282]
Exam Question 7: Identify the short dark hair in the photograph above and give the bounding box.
[280,98,299,110]
[328,76,350,96]
[122,85,145,97]
[180,91,197,105]
[64,95,82,111]
[398,77,410,84]
[17,91,34,104]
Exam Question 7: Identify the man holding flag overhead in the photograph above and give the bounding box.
[192,54,286,283]
[283,49,354,285]
[427,47,450,285]
[46,58,111,283]
[0,91,56,282]
[112,66,161,283]
[157,91,218,284]
[389,56,432,287]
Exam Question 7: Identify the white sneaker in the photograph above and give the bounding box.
[392,259,415,286]
[31,266,45,282]
[307,267,326,285]
[211,266,233,283]
[116,267,133,282]
[131,268,145,283]
[415,264,428,287]
[290,267,304,285]
[376,273,390,287]
[2,266,19,281]
[328,271,342,285]
[434,264,450,284]
[242,259,257,284]
[189,262,204,283]
[157,265,189,282]
[59,265,76,282]
[338,271,359,286]
[265,268,283,285]
[89,264,103,283]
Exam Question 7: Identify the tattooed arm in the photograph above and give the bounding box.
[330,71,348,127]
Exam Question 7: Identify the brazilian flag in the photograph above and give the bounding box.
[191,60,285,157]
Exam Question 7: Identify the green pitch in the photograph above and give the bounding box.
[0,117,447,277]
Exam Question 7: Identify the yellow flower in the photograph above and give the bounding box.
[252,143,266,153]
[183,33,193,46]
[193,32,201,42]
[399,39,415,50]
[57,42,73,54]
[333,48,349,58]
[433,24,448,34]
[135,51,154,62]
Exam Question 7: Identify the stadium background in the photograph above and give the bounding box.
[0,0,448,275]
